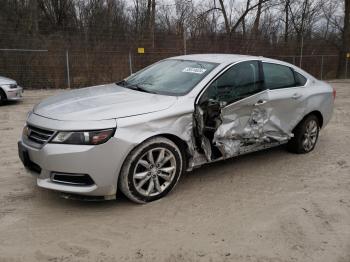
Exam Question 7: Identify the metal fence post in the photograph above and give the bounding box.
[320,55,324,80]
[129,51,133,75]
[183,30,187,55]
[65,50,71,89]
[299,36,304,68]
[346,57,348,79]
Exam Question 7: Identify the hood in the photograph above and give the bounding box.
[0,76,16,85]
[33,84,177,121]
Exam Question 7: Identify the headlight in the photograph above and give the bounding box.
[1,84,17,89]
[0,84,10,89]
[51,129,115,145]
[22,125,30,138]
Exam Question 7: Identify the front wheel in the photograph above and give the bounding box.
[119,137,183,203]
[0,89,6,105]
[287,114,320,154]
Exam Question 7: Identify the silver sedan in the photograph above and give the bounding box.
[18,54,334,203]
[0,76,23,104]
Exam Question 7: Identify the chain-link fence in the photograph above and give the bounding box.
[0,47,347,89]
[0,49,184,89]
[276,55,341,80]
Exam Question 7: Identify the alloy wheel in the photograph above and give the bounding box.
[302,119,318,151]
[133,147,177,197]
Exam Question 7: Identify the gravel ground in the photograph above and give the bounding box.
[0,81,349,262]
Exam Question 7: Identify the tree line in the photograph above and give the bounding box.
[0,0,349,77]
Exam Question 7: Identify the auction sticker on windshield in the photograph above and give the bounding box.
[182,67,207,74]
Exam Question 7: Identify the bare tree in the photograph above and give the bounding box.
[145,0,156,37]
[37,0,77,32]
[157,4,173,34]
[217,0,231,34]
[338,0,350,77]
[205,0,273,37]
[252,0,263,36]
[175,0,194,34]
[288,0,324,42]
[150,0,156,47]
[284,0,290,42]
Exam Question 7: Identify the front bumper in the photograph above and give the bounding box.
[4,86,23,101]
[18,116,134,197]
[18,139,119,197]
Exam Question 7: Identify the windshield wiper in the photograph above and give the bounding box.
[129,84,157,94]
[117,80,157,94]
[116,80,127,86]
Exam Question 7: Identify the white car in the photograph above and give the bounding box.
[18,54,335,203]
[0,76,23,104]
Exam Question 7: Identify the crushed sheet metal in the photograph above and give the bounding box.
[118,110,202,170]
[201,136,212,161]
[193,107,213,161]
[213,106,292,158]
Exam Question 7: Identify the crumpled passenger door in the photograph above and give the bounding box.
[213,90,272,158]
[195,60,294,161]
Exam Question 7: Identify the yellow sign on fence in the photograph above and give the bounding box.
[137,48,145,54]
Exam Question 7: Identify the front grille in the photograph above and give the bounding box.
[27,125,55,145]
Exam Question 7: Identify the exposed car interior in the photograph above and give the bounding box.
[194,60,307,161]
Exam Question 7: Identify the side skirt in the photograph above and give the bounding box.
[187,140,288,171]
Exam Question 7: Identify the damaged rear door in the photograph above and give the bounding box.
[261,62,308,135]
[194,60,292,162]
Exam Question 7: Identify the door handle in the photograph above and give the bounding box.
[292,93,302,99]
[254,99,267,106]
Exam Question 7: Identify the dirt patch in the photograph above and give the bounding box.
[0,82,350,262]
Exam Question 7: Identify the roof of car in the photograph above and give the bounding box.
[168,53,315,80]
[169,54,263,64]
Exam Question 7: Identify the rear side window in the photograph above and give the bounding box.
[294,71,307,86]
[263,63,295,89]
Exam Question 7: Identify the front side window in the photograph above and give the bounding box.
[120,59,218,96]
[200,61,263,104]
[262,63,296,89]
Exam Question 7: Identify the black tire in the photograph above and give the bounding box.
[0,89,6,105]
[119,137,183,203]
[287,114,320,154]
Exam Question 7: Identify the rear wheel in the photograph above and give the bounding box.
[119,137,183,203]
[287,114,320,154]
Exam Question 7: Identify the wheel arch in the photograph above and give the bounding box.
[0,87,7,100]
[143,133,190,171]
[304,110,324,128]
[295,110,324,131]
[117,133,191,186]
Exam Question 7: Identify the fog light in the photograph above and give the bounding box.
[51,172,95,186]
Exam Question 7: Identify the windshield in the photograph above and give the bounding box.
[119,59,218,96]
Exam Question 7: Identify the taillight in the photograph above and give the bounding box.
[332,87,336,100]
